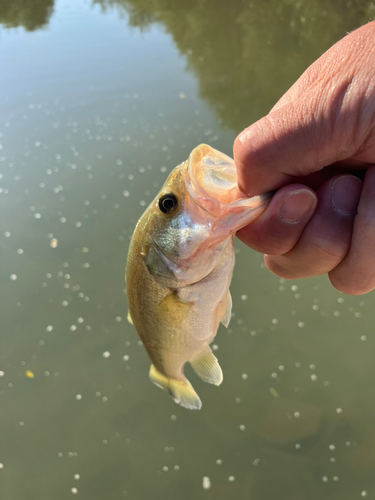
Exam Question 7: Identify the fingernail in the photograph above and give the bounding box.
[280,190,316,224]
[331,176,362,216]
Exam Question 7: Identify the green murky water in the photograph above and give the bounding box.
[1,1,375,498]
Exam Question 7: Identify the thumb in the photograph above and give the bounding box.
[233,90,353,197]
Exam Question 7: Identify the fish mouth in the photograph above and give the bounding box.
[183,144,272,223]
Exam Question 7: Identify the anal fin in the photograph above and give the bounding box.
[149,365,202,410]
[127,311,134,325]
[190,345,223,386]
[220,290,232,328]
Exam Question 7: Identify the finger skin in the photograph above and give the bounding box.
[329,166,375,294]
[234,21,375,197]
[237,185,317,255]
[264,175,363,279]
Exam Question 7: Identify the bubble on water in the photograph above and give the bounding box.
[4,232,11,237]
[228,476,235,482]
[10,274,17,281]
[310,374,317,382]
[298,322,304,328]
[278,365,285,371]
[272,318,278,325]
[295,443,301,449]
[115,316,122,322]
[361,491,367,497]
[241,295,247,301]
[171,415,176,421]
[34,213,41,219]
[239,425,246,431]
[70,325,77,332]
[322,476,328,483]
[123,355,129,361]
[0,464,3,469]
[202,477,211,490]
[360,335,367,341]
[17,249,24,254]
[329,444,336,451]
[75,394,82,401]
[241,373,248,380]
[77,318,84,324]
[103,351,110,358]
[336,408,343,414]
[46,325,53,332]
[74,474,80,480]
[0,371,4,377]
[294,412,300,418]
[333,476,339,481]
[62,301,68,307]
[71,487,78,494]
[291,285,298,291]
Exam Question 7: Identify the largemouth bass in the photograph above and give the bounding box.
[126,144,271,409]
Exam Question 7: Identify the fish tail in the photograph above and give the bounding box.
[149,365,202,410]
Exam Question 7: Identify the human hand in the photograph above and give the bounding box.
[234,21,375,295]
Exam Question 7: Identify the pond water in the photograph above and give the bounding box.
[1,0,375,498]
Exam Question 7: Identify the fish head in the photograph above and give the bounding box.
[141,144,271,287]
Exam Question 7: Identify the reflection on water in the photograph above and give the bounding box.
[1,0,375,499]
[94,0,374,129]
[0,0,54,31]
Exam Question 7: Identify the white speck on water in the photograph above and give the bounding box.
[294,412,300,418]
[171,415,176,421]
[239,425,246,431]
[62,301,68,307]
[17,249,24,254]
[361,491,367,497]
[298,322,304,328]
[174,465,179,471]
[0,372,4,377]
[10,274,17,281]
[102,397,108,402]
[46,325,53,332]
[291,285,298,291]
[70,325,77,331]
[329,444,336,451]
[338,297,344,303]
[74,474,80,480]
[71,487,78,494]
[162,466,168,472]
[312,304,319,310]
[228,476,235,482]
[0,464,3,469]
[330,457,336,463]
[4,232,11,237]
[333,476,339,481]
[75,394,82,401]
[278,365,285,371]
[360,335,367,341]
[295,443,301,449]
[216,459,222,465]
[322,476,328,483]
[309,364,316,370]
[241,373,248,380]
[115,316,122,322]
[310,374,317,381]
[103,351,110,358]
[123,355,129,361]
[336,408,343,414]
[77,318,84,324]
[241,295,247,301]
[272,318,278,325]
[202,477,211,490]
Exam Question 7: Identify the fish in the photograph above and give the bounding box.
[126,144,272,409]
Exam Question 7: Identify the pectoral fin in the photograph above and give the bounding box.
[190,345,223,386]
[220,290,232,328]
[127,311,134,325]
[149,365,202,410]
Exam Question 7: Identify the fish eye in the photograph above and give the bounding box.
[158,193,178,215]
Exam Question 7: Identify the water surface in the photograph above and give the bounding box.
[1,1,375,498]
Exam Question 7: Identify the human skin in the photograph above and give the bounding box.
[233,21,375,295]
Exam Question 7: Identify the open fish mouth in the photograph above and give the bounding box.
[183,144,272,220]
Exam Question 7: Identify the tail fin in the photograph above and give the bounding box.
[149,365,202,410]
